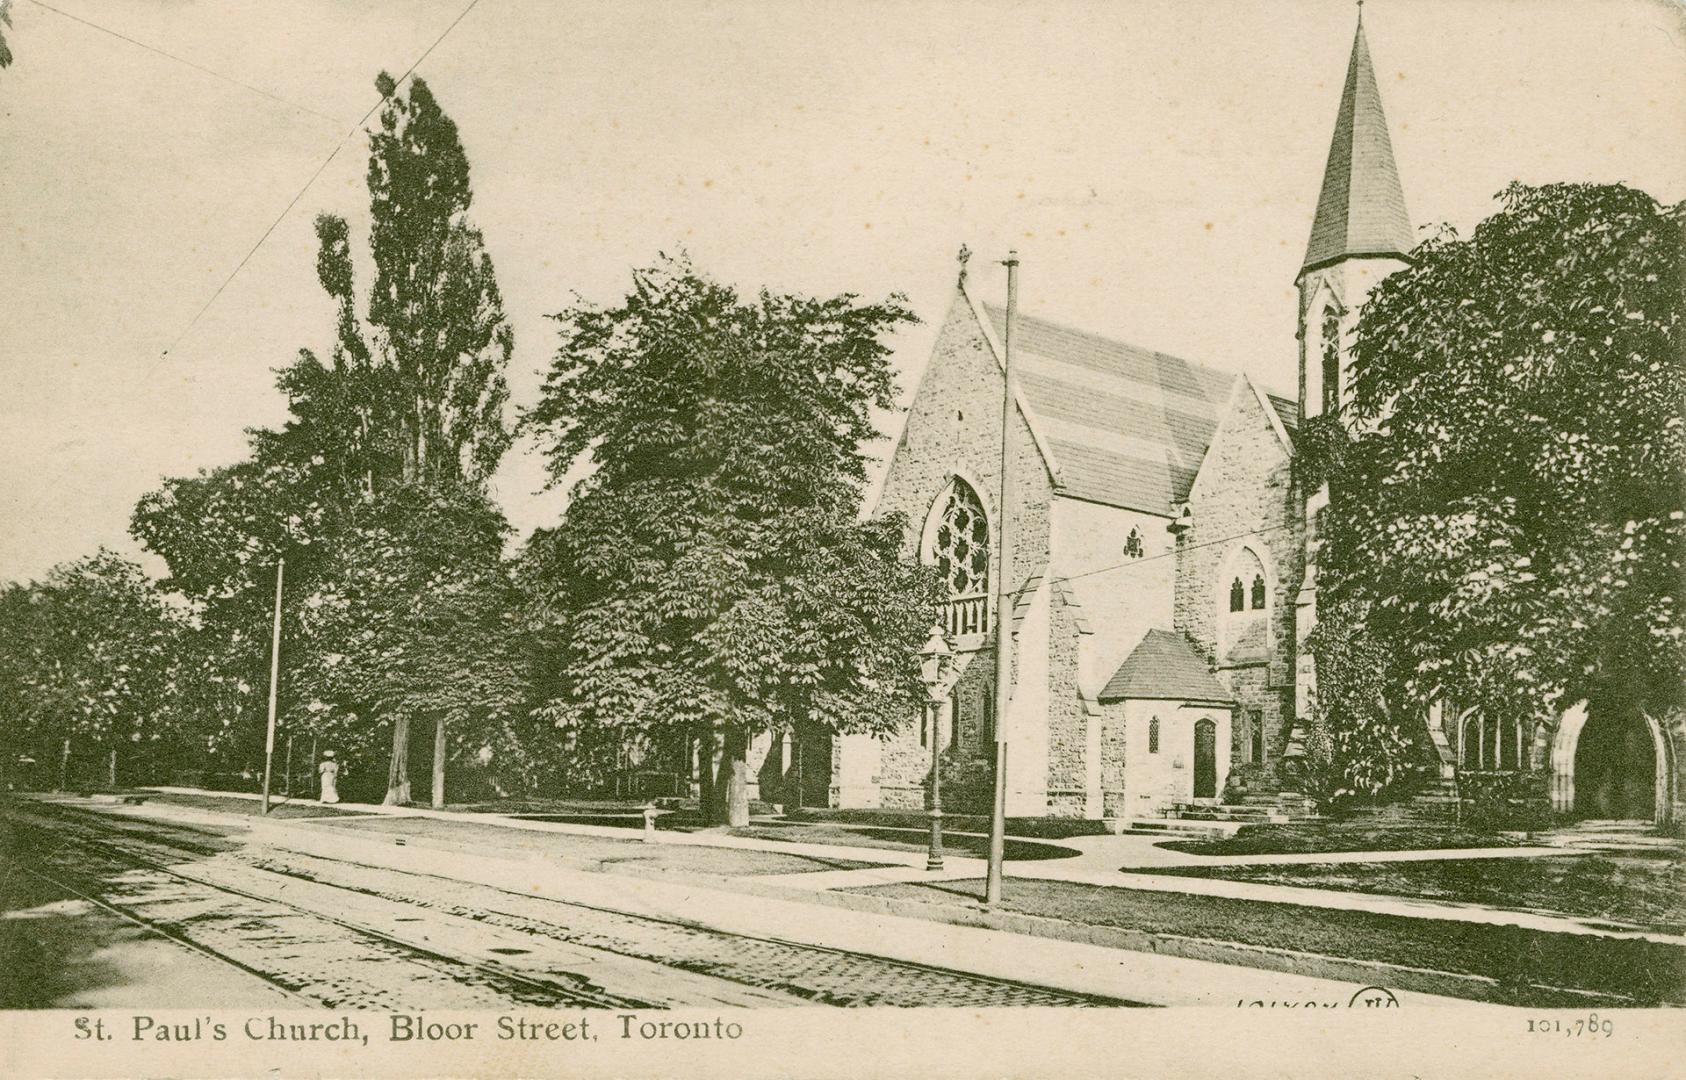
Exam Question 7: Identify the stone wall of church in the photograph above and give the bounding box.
[1049,497,1178,817]
[1174,384,1302,774]
[1043,592,1087,816]
[867,288,1057,810]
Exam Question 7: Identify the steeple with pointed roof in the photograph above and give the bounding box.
[1299,13,1413,278]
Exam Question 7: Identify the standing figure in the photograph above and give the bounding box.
[318,751,341,805]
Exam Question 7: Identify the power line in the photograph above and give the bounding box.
[159,0,485,360]
[25,0,340,124]
[1056,520,1297,586]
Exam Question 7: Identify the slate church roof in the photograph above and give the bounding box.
[1098,629,1234,705]
[980,303,1295,516]
[1300,17,1413,277]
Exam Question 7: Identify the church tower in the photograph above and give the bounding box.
[1297,9,1413,422]
[1293,10,1414,736]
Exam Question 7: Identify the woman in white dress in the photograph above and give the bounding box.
[317,751,341,804]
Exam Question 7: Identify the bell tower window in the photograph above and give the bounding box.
[1320,308,1341,416]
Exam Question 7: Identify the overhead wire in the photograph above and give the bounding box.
[1054,519,1296,586]
[158,0,486,360]
[25,0,340,124]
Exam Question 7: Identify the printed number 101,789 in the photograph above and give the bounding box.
[1526,1015,1614,1039]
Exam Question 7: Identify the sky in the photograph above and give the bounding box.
[2,0,1683,585]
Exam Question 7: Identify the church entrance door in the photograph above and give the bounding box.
[1573,703,1656,820]
[1193,718,1218,799]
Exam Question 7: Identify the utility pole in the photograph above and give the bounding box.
[986,251,1020,907]
[260,557,284,815]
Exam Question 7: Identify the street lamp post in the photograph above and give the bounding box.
[919,623,953,872]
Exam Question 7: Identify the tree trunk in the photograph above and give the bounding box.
[107,748,117,789]
[431,715,446,809]
[58,738,71,792]
[713,728,751,828]
[385,716,411,805]
[695,729,715,820]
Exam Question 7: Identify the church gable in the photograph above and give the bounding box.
[874,286,1057,529]
[1187,375,1294,505]
[1175,373,1303,770]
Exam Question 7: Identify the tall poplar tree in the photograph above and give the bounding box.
[286,72,515,804]
[137,72,516,806]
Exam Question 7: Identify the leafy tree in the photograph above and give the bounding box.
[525,256,941,825]
[136,72,517,805]
[0,1,14,70]
[0,552,185,789]
[288,72,514,804]
[1311,182,1684,796]
[131,457,325,783]
[288,483,537,805]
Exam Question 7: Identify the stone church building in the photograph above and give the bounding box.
[802,15,1685,826]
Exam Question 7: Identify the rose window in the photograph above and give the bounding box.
[932,481,989,597]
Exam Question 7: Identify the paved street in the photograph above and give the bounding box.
[8,794,1676,1010]
[0,800,1126,1009]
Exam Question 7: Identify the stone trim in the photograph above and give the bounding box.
[1048,576,1095,636]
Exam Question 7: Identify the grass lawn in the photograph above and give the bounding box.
[1138,850,1686,934]
[851,876,1686,1006]
[1158,820,1526,856]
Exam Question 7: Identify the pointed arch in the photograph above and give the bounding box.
[921,476,990,598]
[1551,700,1677,825]
[1217,541,1277,662]
[920,475,993,639]
[1320,307,1342,416]
[1301,275,1345,420]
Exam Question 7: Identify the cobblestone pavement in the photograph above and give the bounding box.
[2,804,1127,1009]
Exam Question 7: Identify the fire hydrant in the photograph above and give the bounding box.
[642,802,660,842]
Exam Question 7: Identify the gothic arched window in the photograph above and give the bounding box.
[1461,715,1481,769]
[1503,720,1522,772]
[1320,308,1341,415]
[1148,716,1161,754]
[1484,716,1501,769]
[929,480,989,598]
[1124,527,1143,560]
[1229,578,1245,612]
[1250,574,1267,610]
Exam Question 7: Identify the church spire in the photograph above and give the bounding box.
[1299,12,1412,279]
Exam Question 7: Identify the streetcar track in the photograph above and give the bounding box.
[232,842,1131,1007]
[8,803,1125,1007]
[7,859,317,1007]
[256,850,1135,1006]
[6,811,643,1010]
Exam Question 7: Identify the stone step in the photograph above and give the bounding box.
[1163,806,1287,824]
[1118,819,1236,840]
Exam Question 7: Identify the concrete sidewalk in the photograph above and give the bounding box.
[134,786,1681,946]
